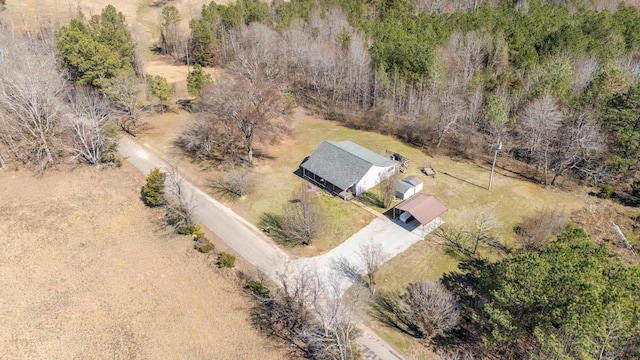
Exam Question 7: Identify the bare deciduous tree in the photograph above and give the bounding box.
[103,72,143,135]
[550,109,606,185]
[66,86,119,165]
[438,349,476,360]
[359,240,388,293]
[0,34,65,172]
[571,56,600,96]
[378,171,399,208]
[160,6,182,56]
[253,265,361,360]
[228,23,283,83]
[399,281,460,340]
[435,206,506,256]
[301,278,361,360]
[411,0,489,14]
[515,207,567,252]
[162,164,196,230]
[519,93,563,185]
[199,75,285,164]
[281,186,325,246]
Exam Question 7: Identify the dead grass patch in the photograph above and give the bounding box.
[0,163,295,359]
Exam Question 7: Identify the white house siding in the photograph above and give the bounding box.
[355,164,396,195]
[397,187,416,200]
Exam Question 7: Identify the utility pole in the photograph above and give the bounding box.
[488,136,502,191]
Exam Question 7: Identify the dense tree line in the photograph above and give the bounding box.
[439,226,640,359]
[56,5,145,134]
[56,5,140,88]
[180,0,640,186]
[0,31,120,172]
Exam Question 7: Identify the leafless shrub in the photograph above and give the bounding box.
[176,116,217,160]
[281,186,325,246]
[0,33,65,172]
[399,281,460,340]
[65,86,119,165]
[162,164,196,229]
[251,266,361,360]
[219,162,253,197]
[359,241,388,293]
[515,207,567,251]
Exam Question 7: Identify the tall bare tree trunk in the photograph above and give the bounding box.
[246,134,253,165]
[543,148,550,185]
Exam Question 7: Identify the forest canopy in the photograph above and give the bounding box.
[444,226,640,359]
[182,0,640,185]
[56,5,138,88]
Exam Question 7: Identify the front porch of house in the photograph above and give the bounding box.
[302,168,354,201]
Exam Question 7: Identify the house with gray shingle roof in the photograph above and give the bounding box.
[300,140,397,200]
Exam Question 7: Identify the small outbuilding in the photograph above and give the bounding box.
[395,175,424,200]
[393,193,447,235]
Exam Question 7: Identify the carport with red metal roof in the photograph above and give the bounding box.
[393,193,447,235]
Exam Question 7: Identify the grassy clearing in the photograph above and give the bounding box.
[136,93,613,359]
[138,107,590,261]
[279,114,590,358]
[232,110,381,257]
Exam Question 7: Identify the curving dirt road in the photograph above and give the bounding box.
[119,136,409,360]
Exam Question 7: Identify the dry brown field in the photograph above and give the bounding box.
[0,164,294,359]
[2,1,639,359]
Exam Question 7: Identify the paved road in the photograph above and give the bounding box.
[119,137,410,360]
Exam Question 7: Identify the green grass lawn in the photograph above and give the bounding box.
[140,106,597,359]
[228,110,381,257]
[248,110,591,358]
[237,108,590,260]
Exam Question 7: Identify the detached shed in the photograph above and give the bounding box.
[395,176,424,200]
[394,193,447,235]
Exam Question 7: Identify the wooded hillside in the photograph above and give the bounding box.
[177,0,640,190]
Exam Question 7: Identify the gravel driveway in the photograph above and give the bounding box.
[293,216,443,297]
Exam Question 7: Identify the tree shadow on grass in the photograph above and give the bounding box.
[356,191,384,209]
[369,291,422,338]
[441,171,486,190]
[208,178,242,201]
[588,190,640,208]
[259,212,295,247]
[330,257,367,287]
